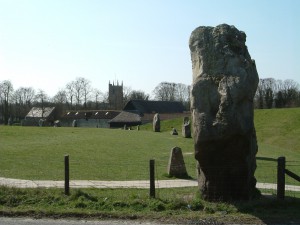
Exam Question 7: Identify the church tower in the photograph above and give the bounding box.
[108,81,123,110]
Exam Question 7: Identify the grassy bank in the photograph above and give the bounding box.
[0,186,299,224]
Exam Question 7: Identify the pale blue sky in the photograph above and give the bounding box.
[0,0,299,97]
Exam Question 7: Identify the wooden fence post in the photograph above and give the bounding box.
[149,159,155,198]
[277,156,285,200]
[64,155,70,195]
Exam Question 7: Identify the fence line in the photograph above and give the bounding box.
[0,155,299,199]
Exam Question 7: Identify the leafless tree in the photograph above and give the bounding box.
[123,86,132,105]
[92,88,103,109]
[34,89,49,118]
[0,80,14,124]
[52,89,67,104]
[153,82,177,101]
[72,77,91,109]
[13,87,35,120]
[128,90,149,101]
[66,81,75,109]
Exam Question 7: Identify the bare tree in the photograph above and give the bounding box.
[274,79,299,108]
[153,82,177,101]
[34,89,49,118]
[128,90,149,101]
[72,77,91,109]
[123,86,132,105]
[81,77,92,109]
[66,81,75,110]
[52,89,67,104]
[92,88,103,109]
[0,80,14,124]
[13,87,35,120]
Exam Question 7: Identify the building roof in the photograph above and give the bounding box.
[61,110,120,120]
[26,107,56,118]
[108,110,142,124]
[123,100,185,114]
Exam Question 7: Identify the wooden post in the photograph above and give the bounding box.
[149,159,155,198]
[277,156,285,200]
[64,155,70,195]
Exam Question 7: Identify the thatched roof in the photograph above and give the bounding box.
[26,107,55,119]
[123,100,185,114]
[109,110,142,124]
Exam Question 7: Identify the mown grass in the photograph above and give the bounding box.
[1,108,300,223]
[0,186,299,223]
[0,126,195,180]
[1,108,299,185]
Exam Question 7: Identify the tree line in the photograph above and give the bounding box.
[2,77,297,125]
[0,78,190,124]
[254,78,300,109]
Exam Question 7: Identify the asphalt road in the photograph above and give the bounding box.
[0,218,177,225]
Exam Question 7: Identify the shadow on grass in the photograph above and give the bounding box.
[232,194,300,224]
[162,173,194,180]
[256,156,277,162]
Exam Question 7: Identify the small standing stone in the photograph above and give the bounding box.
[8,117,13,126]
[54,120,61,127]
[170,127,178,135]
[39,119,45,127]
[72,119,77,127]
[167,147,188,177]
[153,113,160,132]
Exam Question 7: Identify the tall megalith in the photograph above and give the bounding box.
[189,24,259,201]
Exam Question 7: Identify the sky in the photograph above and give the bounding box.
[0,0,299,98]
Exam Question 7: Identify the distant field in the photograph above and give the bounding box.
[0,126,195,180]
[0,108,299,185]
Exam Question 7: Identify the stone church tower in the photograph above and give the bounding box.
[108,81,123,110]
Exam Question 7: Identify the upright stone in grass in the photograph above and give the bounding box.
[171,127,178,135]
[153,113,160,132]
[182,117,191,138]
[189,24,259,201]
[72,119,77,127]
[167,147,188,177]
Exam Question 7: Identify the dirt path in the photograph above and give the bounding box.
[1,177,299,191]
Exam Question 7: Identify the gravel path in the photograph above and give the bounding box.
[0,177,299,191]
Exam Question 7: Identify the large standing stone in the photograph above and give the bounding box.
[167,147,188,177]
[189,24,259,201]
[153,113,160,132]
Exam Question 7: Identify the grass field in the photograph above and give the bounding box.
[0,108,299,186]
[1,108,300,223]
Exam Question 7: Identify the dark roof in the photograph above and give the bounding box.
[61,110,120,120]
[109,110,142,124]
[123,100,185,114]
[26,107,55,118]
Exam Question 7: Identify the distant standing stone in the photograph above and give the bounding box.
[170,127,178,135]
[8,117,13,126]
[153,113,160,132]
[72,119,77,127]
[167,147,188,177]
[182,117,191,138]
[54,120,61,127]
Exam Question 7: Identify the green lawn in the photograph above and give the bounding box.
[0,126,195,180]
[0,108,299,186]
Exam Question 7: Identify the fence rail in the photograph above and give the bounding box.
[277,156,300,200]
[0,155,299,200]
